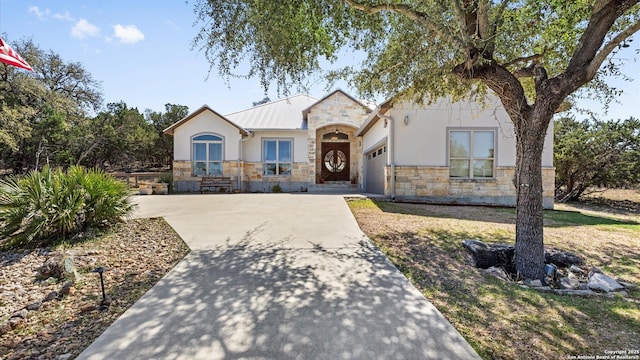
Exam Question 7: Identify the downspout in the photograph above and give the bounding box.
[376,109,395,200]
[238,131,252,192]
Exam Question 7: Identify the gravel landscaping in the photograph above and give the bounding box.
[0,218,189,360]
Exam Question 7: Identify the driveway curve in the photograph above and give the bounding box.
[78,194,479,360]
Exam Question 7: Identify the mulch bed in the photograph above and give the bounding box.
[0,218,189,360]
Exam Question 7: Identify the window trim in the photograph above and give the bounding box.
[191,132,225,176]
[261,138,294,176]
[447,128,497,179]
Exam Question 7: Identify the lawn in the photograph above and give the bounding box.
[347,198,640,360]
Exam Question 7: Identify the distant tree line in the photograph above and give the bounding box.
[555,116,640,202]
[0,35,186,174]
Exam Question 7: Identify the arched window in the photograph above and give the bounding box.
[192,134,224,176]
[322,132,349,140]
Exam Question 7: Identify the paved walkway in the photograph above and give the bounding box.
[78,194,479,360]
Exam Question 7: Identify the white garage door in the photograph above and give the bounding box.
[365,145,386,194]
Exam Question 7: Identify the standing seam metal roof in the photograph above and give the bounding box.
[224,94,319,130]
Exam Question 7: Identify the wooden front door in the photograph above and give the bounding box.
[321,142,350,182]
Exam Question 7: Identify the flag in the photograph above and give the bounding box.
[0,37,33,71]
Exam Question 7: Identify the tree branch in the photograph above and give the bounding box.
[565,0,639,83]
[587,19,640,79]
[343,0,466,48]
[504,53,544,68]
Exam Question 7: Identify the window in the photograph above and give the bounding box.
[449,130,495,178]
[263,139,292,175]
[192,134,223,176]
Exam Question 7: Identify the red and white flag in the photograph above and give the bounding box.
[0,37,33,71]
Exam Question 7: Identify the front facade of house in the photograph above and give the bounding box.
[164,90,555,208]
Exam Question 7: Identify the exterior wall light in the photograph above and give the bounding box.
[404,115,409,125]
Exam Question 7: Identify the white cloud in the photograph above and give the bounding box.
[53,11,75,22]
[28,6,50,19]
[71,19,100,39]
[112,24,145,44]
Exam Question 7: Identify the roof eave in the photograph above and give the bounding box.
[355,98,394,137]
[163,105,248,137]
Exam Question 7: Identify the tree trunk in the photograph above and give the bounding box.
[513,111,549,280]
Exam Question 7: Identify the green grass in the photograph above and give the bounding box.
[348,199,640,359]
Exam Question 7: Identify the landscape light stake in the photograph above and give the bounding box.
[92,266,108,309]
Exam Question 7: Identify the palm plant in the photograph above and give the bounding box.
[0,166,133,246]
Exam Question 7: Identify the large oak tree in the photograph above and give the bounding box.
[191,0,640,280]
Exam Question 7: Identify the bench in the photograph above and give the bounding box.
[200,176,232,193]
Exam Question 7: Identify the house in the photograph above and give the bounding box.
[164,89,555,208]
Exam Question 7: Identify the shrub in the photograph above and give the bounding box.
[0,166,133,246]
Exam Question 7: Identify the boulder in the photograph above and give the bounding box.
[544,248,584,267]
[462,240,515,272]
[588,272,625,293]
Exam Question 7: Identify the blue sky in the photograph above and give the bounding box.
[1,0,638,120]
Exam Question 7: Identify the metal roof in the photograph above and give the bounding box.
[225,94,319,130]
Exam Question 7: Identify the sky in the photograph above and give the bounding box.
[0,0,638,120]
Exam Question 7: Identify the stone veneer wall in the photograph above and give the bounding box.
[173,160,312,193]
[389,166,555,209]
[172,160,239,192]
[241,162,311,192]
[306,92,369,184]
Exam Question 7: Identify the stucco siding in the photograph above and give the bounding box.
[242,130,308,163]
[388,99,514,166]
[173,111,243,161]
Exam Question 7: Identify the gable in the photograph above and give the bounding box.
[302,89,372,121]
[164,105,248,136]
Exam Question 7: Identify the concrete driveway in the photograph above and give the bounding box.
[78,194,479,360]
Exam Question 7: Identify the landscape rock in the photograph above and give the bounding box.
[39,255,65,279]
[462,240,515,271]
[0,321,12,335]
[8,317,25,329]
[554,289,599,296]
[559,277,580,290]
[43,291,58,302]
[527,279,543,287]
[569,265,584,274]
[545,248,584,267]
[25,301,42,311]
[60,281,74,296]
[588,272,625,293]
[617,280,637,289]
[588,266,603,278]
[62,256,80,282]
[483,266,511,281]
[11,309,29,320]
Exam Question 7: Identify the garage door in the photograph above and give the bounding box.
[365,145,386,194]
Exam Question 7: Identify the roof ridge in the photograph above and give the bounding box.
[224,93,319,116]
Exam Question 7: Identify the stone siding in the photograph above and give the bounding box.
[306,92,369,184]
[174,160,312,193]
[389,166,555,208]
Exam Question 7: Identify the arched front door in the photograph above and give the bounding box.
[321,142,350,181]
